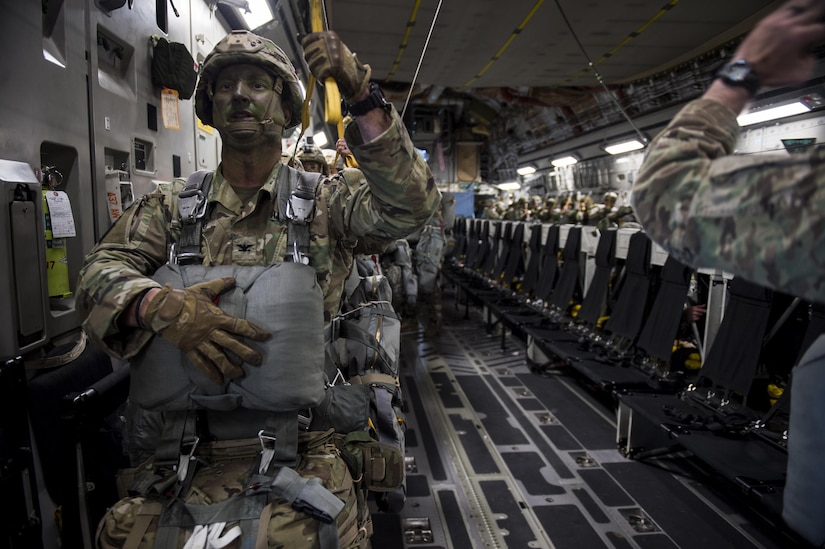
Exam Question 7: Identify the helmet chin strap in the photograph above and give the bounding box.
[223,118,284,138]
[214,76,287,140]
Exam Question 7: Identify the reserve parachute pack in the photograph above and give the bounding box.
[313,254,407,512]
[104,166,378,549]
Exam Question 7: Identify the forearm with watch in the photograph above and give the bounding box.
[301,31,392,141]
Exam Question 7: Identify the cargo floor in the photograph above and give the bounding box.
[371,285,792,549]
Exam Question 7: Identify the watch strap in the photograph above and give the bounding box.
[716,59,760,96]
[344,83,390,116]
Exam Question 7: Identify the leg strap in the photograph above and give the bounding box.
[269,466,345,549]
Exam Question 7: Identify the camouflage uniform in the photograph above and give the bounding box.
[77,107,439,358]
[632,98,825,304]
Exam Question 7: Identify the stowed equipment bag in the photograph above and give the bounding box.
[414,222,446,295]
[312,255,406,509]
[151,36,197,100]
[97,430,367,549]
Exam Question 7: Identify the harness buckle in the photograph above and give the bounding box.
[176,436,200,482]
[258,429,278,474]
[286,194,314,225]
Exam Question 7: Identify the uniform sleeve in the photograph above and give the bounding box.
[76,190,176,359]
[632,98,825,303]
[331,107,440,249]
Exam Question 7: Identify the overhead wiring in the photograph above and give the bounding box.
[461,0,545,89]
[550,0,679,147]
[557,0,680,86]
[401,0,443,119]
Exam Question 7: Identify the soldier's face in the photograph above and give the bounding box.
[211,64,286,143]
[303,161,324,173]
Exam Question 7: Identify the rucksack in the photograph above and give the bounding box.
[150,36,197,100]
[381,239,418,316]
[414,223,446,295]
[313,254,407,512]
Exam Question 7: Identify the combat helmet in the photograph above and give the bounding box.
[296,138,329,175]
[195,30,304,131]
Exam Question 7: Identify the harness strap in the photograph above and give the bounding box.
[348,373,399,387]
[156,490,269,548]
[337,318,399,376]
[123,501,163,549]
[269,466,344,549]
[258,411,300,473]
[177,170,213,265]
[276,167,321,264]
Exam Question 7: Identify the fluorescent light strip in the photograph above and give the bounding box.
[516,166,536,176]
[240,0,273,29]
[497,182,521,191]
[604,139,645,155]
[551,155,578,167]
[313,131,328,147]
[737,101,811,127]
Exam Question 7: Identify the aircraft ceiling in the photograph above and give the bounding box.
[224,0,793,180]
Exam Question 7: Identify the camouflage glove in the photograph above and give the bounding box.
[301,31,372,101]
[143,278,271,385]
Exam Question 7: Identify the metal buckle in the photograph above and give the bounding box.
[286,195,314,225]
[258,430,277,474]
[176,436,200,482]
[178,189,208,224]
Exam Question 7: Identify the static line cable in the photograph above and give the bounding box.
[558,0,679,86]
[553,0,651,146]
[401,0,443,119]
[321,0,330,32]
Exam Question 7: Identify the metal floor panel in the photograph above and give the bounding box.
[374,286,792,549]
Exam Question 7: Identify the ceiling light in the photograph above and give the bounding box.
[516,165,536,176]
[603,139,646,155]
[737,101,811,127]
[313,131,328,147]
[551,155,578,168]
[238,0,273,30]
[497,181,521,191]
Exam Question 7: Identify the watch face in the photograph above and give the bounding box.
[727,62,749,82]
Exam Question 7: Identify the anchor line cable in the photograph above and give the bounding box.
[401,0,443,119]
[552,0,674,145]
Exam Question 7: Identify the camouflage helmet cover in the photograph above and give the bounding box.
[296,142,329,175]
[195,30,304,130]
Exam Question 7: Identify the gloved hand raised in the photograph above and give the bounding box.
[301,31,371,101]
[143,278,271,385]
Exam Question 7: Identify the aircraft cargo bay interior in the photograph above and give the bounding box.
[2,0,825,548]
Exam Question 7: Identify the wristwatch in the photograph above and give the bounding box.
[716,59,760,96]
[344,82,391,116]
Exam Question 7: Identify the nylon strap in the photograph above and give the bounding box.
[123,501,163,549]
[269,466,344,549]
[177,170,213,265]
[258,411,300,473]
[276,166,321,264]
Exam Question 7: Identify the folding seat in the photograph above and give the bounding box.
[518,227,583,342]
[495,224,561,337]
[25,341,130,548]
[616,278,788,506]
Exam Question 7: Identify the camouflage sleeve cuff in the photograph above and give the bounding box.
[676,98,740,154]
[80,283,161,360]
[341,107,440,237]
